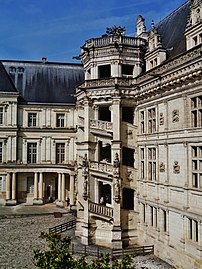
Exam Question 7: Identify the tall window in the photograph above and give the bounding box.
[56,114,65,127]
[162,209,167,232]
[191,96,202,127]
[56,143,65,164]
[140,111,145,134]
[148,148,156,181]
[140,148,145,179]
[27,143,37,163]
[0,177,3,191]
[150,206,157,227]
[0,142,3,163]
[188,218,198,242]
[142,203,146,223]
[28,113,37,127]
[0,107,3,125]
[191,146,202,188]
[148,108,156,133]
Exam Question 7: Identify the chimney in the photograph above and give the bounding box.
[42,57,47,64]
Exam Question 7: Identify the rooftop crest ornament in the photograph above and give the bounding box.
[106,25,126,36]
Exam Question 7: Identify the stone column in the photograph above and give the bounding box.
[34,172,38,200]
[61,173,65,202]
[11,172,16,200]
[58,173,61,201]
[69,174,75,205]
[39,172,43,200]
[6,173,11,200]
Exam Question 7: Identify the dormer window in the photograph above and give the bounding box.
[9,66,16,73]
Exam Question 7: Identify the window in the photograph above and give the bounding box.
[148,148,156,181]
[0,142,3,163]
[140,111,145,134]
[140,148,145,179]
[122,147,135,167]
[27,143,37,163]
[27,176,34,193]
[98,65,111,79]
[122,64,134,77]
[99,106,111,122]
[148,108,156,133]
[162,209,167,232]
[191,96,202,127]
[122,107,133,124]
[0,177,4,191]
[122,188,134,210]
[188,218,198,242]
[150,206,157,227]
[56,143,65,164]
[28,113,37,127]
[142,203,146,223]
[56,114,65,127]
[191,146,202,188]
[0,107,3,125]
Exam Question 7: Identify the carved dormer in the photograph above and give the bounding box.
[136,15,147,39]
[185,0,202,50]
[145,21,166,71]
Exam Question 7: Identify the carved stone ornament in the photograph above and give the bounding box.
[159,113,164,125]
[113,153,120,177]
[106,25,126,36]
[159,162,165,172]
[82,154,89,200]
[172,110,179,123]
[173,161,180,174]
[127,171,133,181]
[113,178,121,203]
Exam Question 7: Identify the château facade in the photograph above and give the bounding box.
[0,1,201,268]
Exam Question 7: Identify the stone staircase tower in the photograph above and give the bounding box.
[75,26,146,248]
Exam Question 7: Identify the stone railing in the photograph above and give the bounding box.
[90,119,113,132]
[85,35,145,48]
[90,161,113,174]
[79,77,132,89]
[89,201,113,218]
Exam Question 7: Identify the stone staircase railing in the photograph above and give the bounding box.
[89,201,113,218]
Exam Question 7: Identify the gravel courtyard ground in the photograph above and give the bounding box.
[0,204,174,269]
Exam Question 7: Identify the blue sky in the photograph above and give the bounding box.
[0,0,187,63]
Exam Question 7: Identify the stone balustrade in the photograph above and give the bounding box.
[85,35,145,48]
[90,119,113,131]
[79,77,132,89]
[90,161,113,174]
[89,201,113,218]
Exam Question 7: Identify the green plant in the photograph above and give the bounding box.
[33,232,135,269]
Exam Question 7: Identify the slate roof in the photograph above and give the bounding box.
[2,60,84,105]
[0,62,18,93]
[154,0,191,59]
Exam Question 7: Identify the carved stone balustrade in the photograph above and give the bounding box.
[79,77,132,89]
[90,119,113,132]
[89,201,113,218]
[90,161,113,174]
[84,35,145,48]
